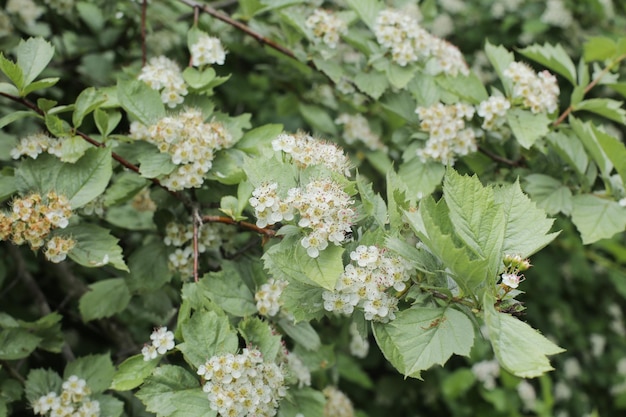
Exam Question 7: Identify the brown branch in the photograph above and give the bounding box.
[202,215,276,237]
[141,0,148,67]
[0,360,26,384]
[553,53,626,128]
[478,145,523,167]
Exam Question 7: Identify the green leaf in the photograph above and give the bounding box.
[354,70,389,99]
[312,58,344,84]
[0,82,19,96]
[570,117,613,179]
[0,54,24,90]
[73,87,107,128]
[546,131,588,177]
[583,37,617,62]
[0,173,17,202]
[0,328,42,360]
[21,77,59,96]
[595,126,626,186]
[524,174,573,215]
[386,63,417,89]
[16,37,55,87]
[484,41,515,95]
[571,194,626,244]
[278,387,325,417]
[336,353,374,388]
[15,148,112,209]
[298,103,337,135]
[58,135,92,163]
[397,158,445,202]
[238,317,282,361]
[493,180,558,258]
[64,354,115,394]
[177,310,239,368]
[110,354,159,391]
[344,0,383,29]
[206,149,247,185]
[506,108,551,148]
[44,113,72,138]
[94,109,122,138]
[103,172,148,206]
[117,79,166,125]
[76,1,105,32]
[484,293,564,378]
[198,262,257,316]
[574,98,626,125]
[277,318,321,350]
[126,241,172,292]
[92,394,123,417]
[62,223,128,271]
[435,72,488,104]
[24,369,62,403]
[280,280,326,322]
[79,278,132,322]
[356,174,387,228]
[0,110,37,130]
[518,43,577,85]
[17,313,64,354]
[372,306,474,379]
[138,151,177,178]
[182,67,216,90]
[136,365,213,417]
[236,124,283,154]
[263,238,345,290]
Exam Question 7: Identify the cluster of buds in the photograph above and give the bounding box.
[10,132,63,160]
[335,113,387,151]
[129,108,233,191]
[197,348,286,417]
[163,220,228,277]
[271,132,351,177]
[255,278,288,317]
[0,192,75,262]
[138,55,188,108]
[249,179,355,258]
[305,9,347,49]
[477,96,511,131]
[415,102,477,165]
[322,386,355,417]
[373,9,469,76]
[32,376,100,417]
[500,254,532,290]
[503,61,559,114]
[141,326,176,361]
[322,245,413,322]
[190,32,227,66]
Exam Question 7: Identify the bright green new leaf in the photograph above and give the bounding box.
[64,354,115,393]
[345,0,382,30]
[263,237,344,290]
[583,37,617,62]
[136,365,214,417]
[0,81,19,96]
[126,241,172,292]
[24,369,62,403]
[110,354,159,391]
[373,306,474,379]
[571,194,626,244]
[0,55,24,90]
[278,387,325,417]
[518,43,577,86]
[58,135,91,163]
[178,310,239,368]
[493,180,559,258]
[79,278,132,322]
[484,293,564,378]
[278,318,321,351]
[21,77,59,96]
[198,262,257,316]
[138,151,177,178]
[524,174,573,215]
[506,108,551,149]
[16,37,55,87]
[182,67,216,90]
[574,98,626,125]
[62,223,128,271]
[73,87,107,128]
[117,79,166,125]
[44,114,72,138]
[238,317,282,361]
[0,328,42,360]
[94,109,122,138]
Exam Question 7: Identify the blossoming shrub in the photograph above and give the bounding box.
[0,1,625,417]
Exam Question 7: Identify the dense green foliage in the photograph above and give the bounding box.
[1,1,626,417]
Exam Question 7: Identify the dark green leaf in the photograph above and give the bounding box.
[0,328,42,360]
[73,87,107,128]
[79,278,132,322]
[64,354,115,394]
[126,241,172,292]
[61,223,128,271]
[238,317,282,361]
[198,262,257,316]
[178,310,238,368]
[110,354,159,391]
[117,79,166,125]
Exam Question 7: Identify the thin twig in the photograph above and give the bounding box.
[478,145,523,167]
[0,360,26,384]
[192,206,201,282]
[141,0,148,67]
[202,215,276,237]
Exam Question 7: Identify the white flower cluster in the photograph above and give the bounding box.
[503,62,560,114]
[500,253,531,290]
[415,102,477,165]
[272,132,351,177]
[305,9,347,49]
[138,56,188,108]
[285,351,311,388]
[141,326,175,361]
[250,179,355,258]
[349,322,369,358]
[471,359,500,390]
[255,279,288,317]
[43,0,75,14]
[322,386,354,417]
[373,9,469,76]
[541,0,573,28]
[197,348,287,417]
[32,376,100,417]
[11,133,63,160]
[130,108,232,191]
[335,113,386,151]
[322,245,412,322]
[6,0,43,26]
[477,96,511,131]
[163,221,226,277]
[191,33,227,66]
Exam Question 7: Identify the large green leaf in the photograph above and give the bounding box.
[262,237,344,291]
[583,37,618,62]
[277,318,321,351]
[571,194,626,244]
[117,79,166,125]
[64,354,115,394]
[62,223,128,271]
[79,278,132,322]
[73,87,107,128]
[518,43,577,86]
[24,369,62,403]
[15,147,112,209]
[546,131,588,177]
[574,98,626,125]
[506,108,551,149]
[177,310,238,368]
[136,365,213,417]
[110,355,159,391]
[484,293,564,378]
[435,72,488,104]
[198,262,257,317]
[524,174,573,215]
[278,387,325,417]
[0,328,42,360]
[373,306,474,379]
[126,241,172,292]
[16,37,55,87]
[397,157,445,202]
[238,317,282,361]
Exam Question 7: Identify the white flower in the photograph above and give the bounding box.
[501,272,522,288]
[305,9,347,49]
[191,33,227,66]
